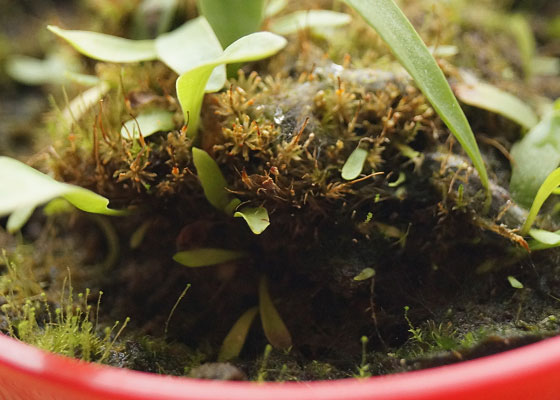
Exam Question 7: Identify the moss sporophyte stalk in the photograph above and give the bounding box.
[0,0,559,381]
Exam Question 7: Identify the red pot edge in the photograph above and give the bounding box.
[0,333,559,400]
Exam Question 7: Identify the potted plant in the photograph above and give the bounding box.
[0,0,559,398]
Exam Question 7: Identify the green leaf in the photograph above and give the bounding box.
[353,267,375,281]
[341,147,368,180]
[154,17,226,91]
[6,206,35,234]
[528,228,560,250]
[191,147,231,211]
[121,110,175,139]
[176,32,286,135]
[507,276,524,289]
[234,206,270,234]
[48,25,157,63]
[343,0,489,193]
[520,167,560,235]
[455,81,538,130]
[197,0,266,47]
[5,54,70,86]
[269,10,351,35]
[218,307,259,362]
[259,276,292,350]
[265,0,288,18]
[61,82,110,125]
[0,157,126,218]
[509,14,536,79]
[173,248,247,267]
[510,102,560,208]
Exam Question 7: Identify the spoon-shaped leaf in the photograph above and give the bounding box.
[154,16,226,91]
[528,228,560,250]
[455,81,538,130]
[121,110,175,139]
[218,307,259,362]
[48,25,157,63]
[191,147,231,211]
[259,276,292,350]
[269,10,351,35]
[234,206,270,234]
[173,248,247,267]
[344,0,489,193]
[0,157,125,218]
[341,147,368,180]
[510,101,560,208]
[176,32,286,136]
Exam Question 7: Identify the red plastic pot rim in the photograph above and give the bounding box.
[0,333,559,400]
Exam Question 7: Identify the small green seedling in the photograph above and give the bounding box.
[342,147,369,181]
[191,147,270,235]
[218,307,259,362]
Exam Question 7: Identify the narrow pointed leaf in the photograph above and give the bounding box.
[259,276,292,350]
[344,0,488,192]
[176,32,286,135]
[48,25,157,63]
[154,17,226,91]
[455,81,538,130]
[218,307,259,362]
[269,10,351,35]
[121,110,175,139]
[173,248,246,267]
[0,157,125,218]
[234,206,270,234]
[191,147,231,211]
[341,147,368,180]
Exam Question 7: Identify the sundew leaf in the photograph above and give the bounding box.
[344,0,489,194]
[341,147,368,180]
[191,147,231,211]
[48,25,157,63]
[258,276,292,350]
[353,267,375,281]
[234,206,270,234]
[197,0,266,47]
[154,17,226,91]
[510,102,560,208]
[176,32,286,135]
[520,167,560,235]
[0,157,125,219]
[455,81,538,130]
[173,248,247,267]
[269,10,351,35]
[121,110,175,139]
[218,307,259,362]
